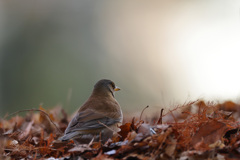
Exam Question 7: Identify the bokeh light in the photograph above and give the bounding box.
[0,1,240,116]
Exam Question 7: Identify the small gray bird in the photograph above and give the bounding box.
[59,79,123,144]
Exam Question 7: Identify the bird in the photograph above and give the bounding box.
[59,79,123,144]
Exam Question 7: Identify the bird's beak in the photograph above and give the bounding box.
[114,86,120,91]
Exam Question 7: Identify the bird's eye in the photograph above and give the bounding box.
[111,82,115,89]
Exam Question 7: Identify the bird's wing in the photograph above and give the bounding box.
[64,109,121,134]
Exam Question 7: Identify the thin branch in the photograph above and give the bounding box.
[140,105,149,121]
[224,111,233,120]
[97,121,122,138]
[4,109,63,134]
[157,109,164,124]
[131,117,135,131]
[170,111,177,124]
[162,100,199,118]
[88,136,95,147]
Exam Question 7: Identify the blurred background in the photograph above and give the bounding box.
[0,0,240,117]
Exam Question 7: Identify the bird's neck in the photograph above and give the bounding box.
[91,90,115,99]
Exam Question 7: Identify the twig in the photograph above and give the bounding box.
[88,136,95,147]
[140,105,149,121]
[225,112,233,119]
[162,100,199,118]
[131,117,136,131]
[4,109,62,134]
[157,109,164,124]
[97,121,122,138]
[170,111,177,123]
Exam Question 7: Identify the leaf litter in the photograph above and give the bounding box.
[1,100,240,159]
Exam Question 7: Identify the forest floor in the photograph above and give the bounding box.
[1,100,240,159]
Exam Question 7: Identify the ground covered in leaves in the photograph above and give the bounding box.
[1,100,240,159]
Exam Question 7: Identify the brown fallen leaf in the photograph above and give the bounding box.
[218,101,239,112]
[2,100,240,159]
[165,136,177,157]
[191,120,229,149]
[39,106,55,133]
[126,131,137,141]
[193,139,210,151]
[118,123,132,140]
[18,120,34,140]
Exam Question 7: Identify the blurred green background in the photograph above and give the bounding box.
[1,1,240,116]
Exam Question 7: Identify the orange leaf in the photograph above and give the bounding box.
[118,123,132,140]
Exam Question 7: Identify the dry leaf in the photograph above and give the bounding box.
[1,100,240,159]
[118,123,132,140]
[191,120,229,148]
[165,136,176,157]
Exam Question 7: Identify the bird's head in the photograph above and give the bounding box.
[93,79,120,97]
